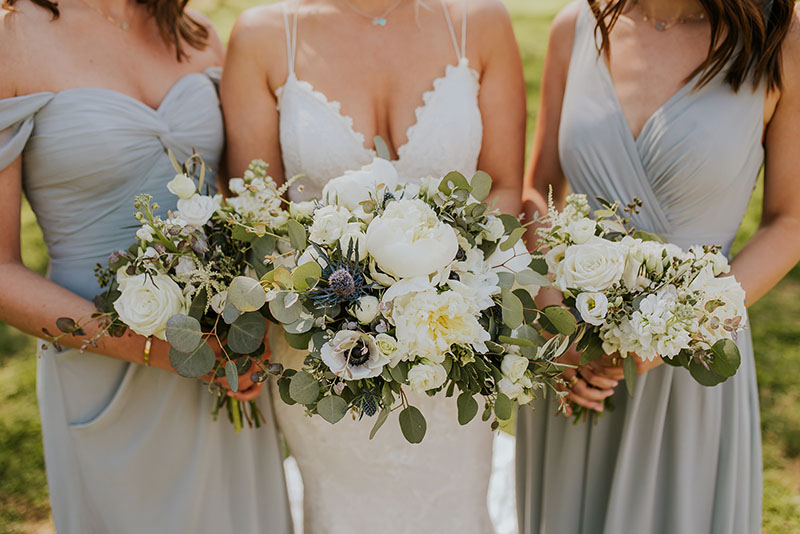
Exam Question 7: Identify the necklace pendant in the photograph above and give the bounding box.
[654,21,667,31]
[120,21,130,30]
[371,17,387,27]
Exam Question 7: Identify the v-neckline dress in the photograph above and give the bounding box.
[0,68,292,534]
[516,3,763,533]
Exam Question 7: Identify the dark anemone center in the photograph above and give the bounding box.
[347,340,371,367]
[329,268,356,298]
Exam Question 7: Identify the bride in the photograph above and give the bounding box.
[221,0,525,531]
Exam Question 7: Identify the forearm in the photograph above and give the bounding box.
[0,262,172,371]
[730,214,800,306]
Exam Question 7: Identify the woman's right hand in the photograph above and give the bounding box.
[557,346,618,415]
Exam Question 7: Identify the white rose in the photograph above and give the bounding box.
[575,292,609,326]
[375,333,404,366]
[556,237,626,292]
[483,216,506,242]
[289,201,316,221]
[113,273,186,340]
[228,178,246,195]
[498,377,525,400]
[566,218,596,244]
[309,205,351,245]
[352,295,380,324]
[321,330,388,380]
[174,256,197,278]
[177,194,217,227]
[501,353,529,382]
[136,224,155,242]
[209,290,227,314]
[167,173,197,200]
[407,360,448,393]
[365,198,458,279]
[322,157,399,211]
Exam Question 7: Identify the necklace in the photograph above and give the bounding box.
[77,0,131,31]
[339,0,405,27]
[632,0,706,32]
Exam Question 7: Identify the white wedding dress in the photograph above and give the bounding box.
[269,2,495,533]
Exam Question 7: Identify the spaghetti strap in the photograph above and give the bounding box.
[440,0,468,62]
[281,3,298,76]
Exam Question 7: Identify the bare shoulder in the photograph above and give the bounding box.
[462,0,513,38]
[185,8,225,65]
[0,3,54,97]
[228,3,286,52]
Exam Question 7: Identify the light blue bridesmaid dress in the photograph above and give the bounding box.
[0,69,292,533]
[516,3,763,533]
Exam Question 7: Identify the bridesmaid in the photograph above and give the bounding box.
[0,1,291,532]
[518,0,800,532]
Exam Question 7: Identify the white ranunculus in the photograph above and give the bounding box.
[575,292,609,326]
[483,216,506,242]
[136,224,155,242]
[556,237,626,292]
[174,256,197,278]
[322,157,399,211]
[228,178,246,195]
[391,288,490,363]
[113,273,186,340]
[408,360,448,393]
[501,353,529,382]
[177,194,217,227]
[566,218,597,244]
[365,198,458,279]
[289,200,316,221]
[167,173,197,200]
[320,330,388,380]
[352,295,380,324]
[209,290,227,314]
[309,205,351,245]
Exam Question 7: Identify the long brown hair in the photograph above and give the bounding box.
[1,0,209,61]
[588,0,795,91]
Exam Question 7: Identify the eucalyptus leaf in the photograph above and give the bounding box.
[632,230,665,243]
[317,395,348,424]
[268,291,303,324]
[438,171,471,196]
[498,214,522,232]
[374,136,391,161]
[398,406,427,444]
[470,171,492,202]
[228,312,267,354]
[499,227,526,252]
[494,393,513,420]
[529,255,548,275]
[515,268,550,288]
[285,314,315,335]
[501,290,524,329]
[689,360,727,387]
[187,289,207,321]
[292,261,322,291]
[457,392,479,425]
[284,330,314,350]
[497,272,515,289]
[543,306,577,336]
[169,342,215,378]
[369,408,391,439]
[228,276,267,312]
[287,219,307,250]
[578,333,604,366]
[222,297,242,325]
[165,314,203,353]
[278,377,296,406]
[225,360,239,393]
[389,362,409,384]
[289,371,320,404]
[497,335,535,347]
[710,339,741,378]
[623,356,637,397]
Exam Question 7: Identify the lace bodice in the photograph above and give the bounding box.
[276,0,483,201]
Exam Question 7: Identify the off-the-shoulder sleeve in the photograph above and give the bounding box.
[204,66,222,91]
[0,93,55,172]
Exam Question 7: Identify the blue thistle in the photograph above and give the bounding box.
[308,240,371,309]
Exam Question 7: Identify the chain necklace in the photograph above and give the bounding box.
[632,0,706,32]
[339,0,406,27]
[77,0,131,31]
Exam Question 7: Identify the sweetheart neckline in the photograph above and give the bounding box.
[0,69,218,113]
[275,58,479,163]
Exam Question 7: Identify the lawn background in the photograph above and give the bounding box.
[1,0,798,532]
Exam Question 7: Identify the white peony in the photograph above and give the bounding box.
[113,273,186,340]
[320,330,388,380]
[575,292,609,326]
[566,218,597,244]
[407,360,448,393]
[391,288,490,363]
[365,198,458,279]
[501,353,529,382]
[352,295,380,324]
[177,194,219,227]
[309,205,351,245]
[136,224,155,242]
[322,157,399,211]
[167,173,197,200]
[449,246,501,313]
[555,237,626,292]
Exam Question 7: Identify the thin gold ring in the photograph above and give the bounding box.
[610,356,620,367]
[567,375,579,389]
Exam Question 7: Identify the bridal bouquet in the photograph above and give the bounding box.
[223,158,576,443]
[536,193,747,399]
[46,156,292,431]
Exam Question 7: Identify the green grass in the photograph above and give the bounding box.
[2,1,798,532]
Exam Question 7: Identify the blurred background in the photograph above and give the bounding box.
[1,0,798,532]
